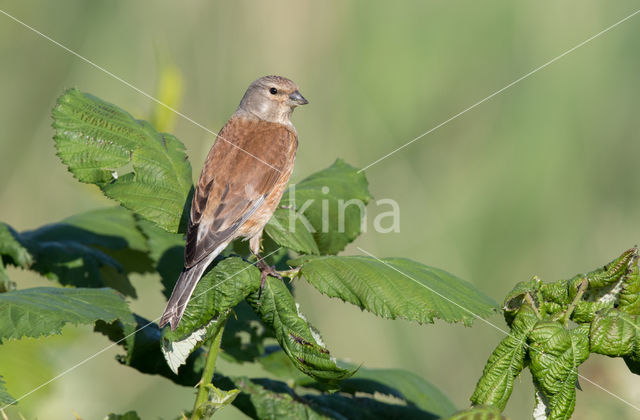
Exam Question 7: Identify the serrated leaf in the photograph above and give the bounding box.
[619,262,640,315]
[590,309,639,357]
[52,88,193,233]
[528,322,590,420]
[532,375,577,420]
[161,258,260,370]
[590,310,640,376]
[586,247,638,290]
[280,159,371,254]
[247,276,354,386]
[0,376,14,406]
[164,258,260,341]
[471,304,538,410]
[0,287,134,342]
[264,208,319,255]
[291,255,497,325]
[163,316,225,375]
[445,405,507,420]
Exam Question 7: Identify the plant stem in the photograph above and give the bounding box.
[564,278,588,326]
[191,317,227,420]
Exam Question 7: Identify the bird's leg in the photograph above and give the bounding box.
[250,234,282,299]
[255,255,283,299]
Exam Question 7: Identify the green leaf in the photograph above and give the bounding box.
[264,208,319,255]
[471,304,538,410]
[137,219,185,299]
[223,376,332,420]
[280,159,371,254]
[94,315,205,386]
[52,88,193,233]
[503,276,540,313]
[0,222,33,293]
[59,207,154,275]
[105,411,142,420]
[192,385,240,419]
[340,366,457,418]
[58,207,148,253]
[257,348,310,385]
[1,209,154,296]
[305,393,441,420]
[590,309,639,357]
[0,287,134,342]
[290,255,497,325]
[247,276,354,386]
[161,258,261,371]
[223,375,439,420]
[0,376,14,406]
[222,301,276,364]
[0,223,33,268]
[619,259,640,315]
[528,322,590,420]
[445,405,508,420]
[164,258,260,340]
[589,310,640,376]
[585,247,638,290]
[258,348,455,417]
[98,315,438,420]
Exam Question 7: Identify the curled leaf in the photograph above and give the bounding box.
[471,304,538,410]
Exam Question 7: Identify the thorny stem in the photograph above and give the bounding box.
[191,317,227,420]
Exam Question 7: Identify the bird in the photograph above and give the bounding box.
[159,75,308,331]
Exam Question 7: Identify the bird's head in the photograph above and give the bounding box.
[237,75,308,125]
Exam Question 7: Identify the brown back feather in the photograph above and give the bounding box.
[184,116,297,268]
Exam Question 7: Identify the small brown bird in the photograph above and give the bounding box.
[159,75,308,330]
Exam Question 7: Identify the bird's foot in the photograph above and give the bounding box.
[256,257,282,299]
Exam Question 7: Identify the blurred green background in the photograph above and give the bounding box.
[1,1,639,419]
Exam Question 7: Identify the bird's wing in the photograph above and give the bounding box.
[184,116,296,268]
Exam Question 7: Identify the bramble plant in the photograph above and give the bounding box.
[0,89,638,419]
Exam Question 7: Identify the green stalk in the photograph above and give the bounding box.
[564,278,588,326]
[191,317,227,420]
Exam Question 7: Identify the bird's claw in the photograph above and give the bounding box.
[257,258,282,299]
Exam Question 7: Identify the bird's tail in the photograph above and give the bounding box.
[159,258,211,331]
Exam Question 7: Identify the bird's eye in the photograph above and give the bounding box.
[269,87,278,95]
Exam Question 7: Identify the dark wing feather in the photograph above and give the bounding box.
[184,117,295,268]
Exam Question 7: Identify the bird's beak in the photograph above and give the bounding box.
[289,90,309,106]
